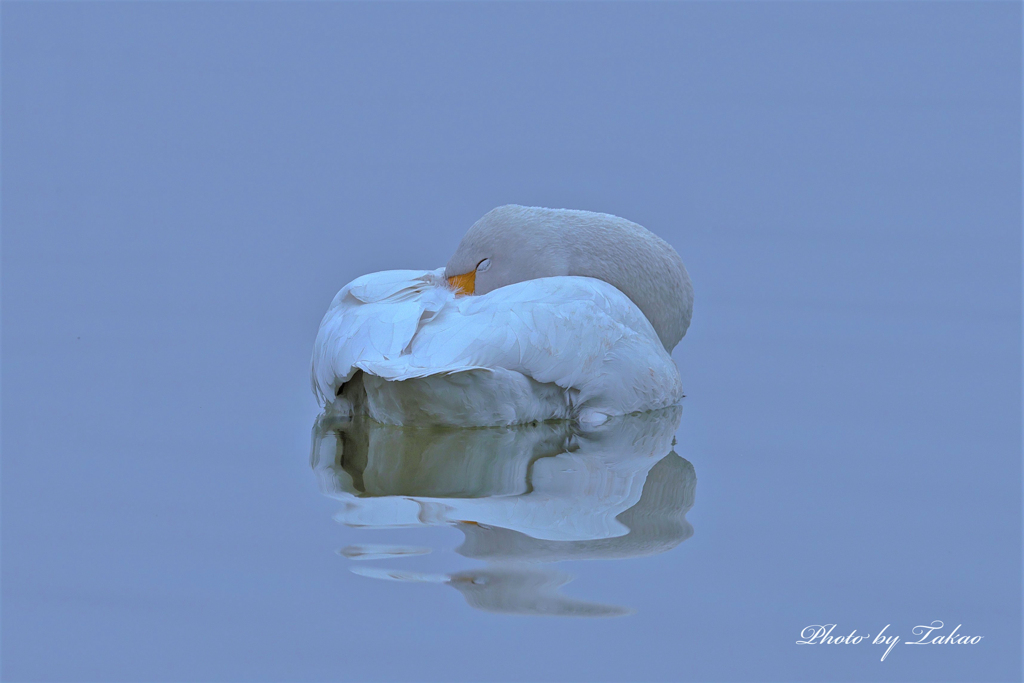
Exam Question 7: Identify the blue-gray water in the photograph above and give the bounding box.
[3,3,1020,681]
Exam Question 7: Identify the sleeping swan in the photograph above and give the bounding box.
[311,205,693,426]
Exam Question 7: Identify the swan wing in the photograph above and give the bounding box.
[310,269,451,403]
[312,270,682,424]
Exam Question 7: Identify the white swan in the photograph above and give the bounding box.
[311,205,693,426]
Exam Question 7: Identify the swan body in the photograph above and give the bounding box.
[311,268,682,426]
[311,206,691,427]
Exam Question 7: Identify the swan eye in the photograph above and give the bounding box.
[476,258,491,272]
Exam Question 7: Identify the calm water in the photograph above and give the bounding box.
[3,3,1020,682]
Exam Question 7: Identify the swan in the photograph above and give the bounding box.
[311,205,693,427]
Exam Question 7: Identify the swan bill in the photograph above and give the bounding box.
[447,270,475,296]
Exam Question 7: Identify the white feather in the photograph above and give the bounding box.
[311,268,683,427]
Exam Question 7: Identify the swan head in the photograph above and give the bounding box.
[445,205,693,351]
[444,205,571,297]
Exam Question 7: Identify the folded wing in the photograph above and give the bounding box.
[311,269,682,426]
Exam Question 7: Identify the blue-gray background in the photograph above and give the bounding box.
[3,2,1020,681]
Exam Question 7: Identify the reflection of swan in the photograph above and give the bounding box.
[349,564,633,618]
[311,407,696,616]
[456,452,695,563]
[311,206,693,427]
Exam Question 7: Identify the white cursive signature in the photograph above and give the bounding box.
[797,621,983,661]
